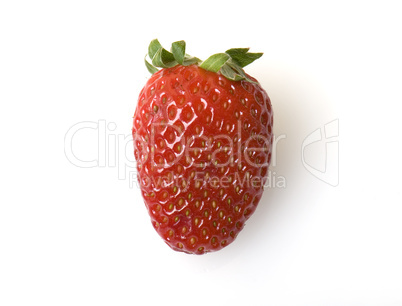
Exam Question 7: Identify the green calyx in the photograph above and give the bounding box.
[145,39,201,74]
[145,39,262,83]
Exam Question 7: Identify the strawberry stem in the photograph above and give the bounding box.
[145,39,263,82]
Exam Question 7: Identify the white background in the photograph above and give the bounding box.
[1,0,402,305]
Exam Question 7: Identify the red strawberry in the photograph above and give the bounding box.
[132,39,273,254]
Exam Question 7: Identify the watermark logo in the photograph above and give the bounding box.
[64,120,136,179]
[64,119,339,188]
[302,119,339,186]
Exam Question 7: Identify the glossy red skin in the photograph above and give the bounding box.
[132,65,273,254]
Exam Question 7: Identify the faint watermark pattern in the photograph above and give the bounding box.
[64,120,136,179]
[64,119,339,188]
[302,119,339,186]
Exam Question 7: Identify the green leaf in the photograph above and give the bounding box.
[200,53,230,73]
[152,48,177,68]
[226,48,263,68]
[148,39,163,60]
[171,40,186,64]
[226,60,259,84]
[226,48,250,54]
[227,60,246,76]
[220,64,244,81]
[183,55,201,66]
[144,57,159,74]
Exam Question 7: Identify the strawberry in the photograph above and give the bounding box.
[132,39,273,254]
